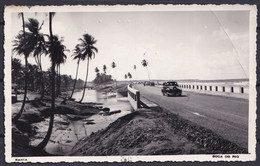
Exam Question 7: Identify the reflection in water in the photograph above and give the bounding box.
[31,89,132,155]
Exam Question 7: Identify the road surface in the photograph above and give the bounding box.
[133,84,249,149]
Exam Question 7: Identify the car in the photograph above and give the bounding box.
[161,81,182,96]
[144,81,155,86]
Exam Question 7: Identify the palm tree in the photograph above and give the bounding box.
[36,12,56,150]
[95,67,100,75]
[124,74,128,79]
[94,67,101,84]
[103,64,107,74]
[70,45,83,99]
[128,72,132,83]
[12,13,28,122]
[54,36,68,96]
[111,62,117,87]
[133,65,137,81]
[128,72,132,79]
[142,59,150,82]
[78,33,98,103]
[24,18,47,99]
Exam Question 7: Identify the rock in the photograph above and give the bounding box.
[21,111,44,124]
[15,119,33,134]
[12,126,30,147]
[85,121,95,125]
[61,98,67,105]
[103,107,110,112]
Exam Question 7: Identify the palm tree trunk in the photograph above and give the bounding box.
[146,67,150,82]
[13,13,28,122]
[57,65,61,96]
[114,69,117,87]
[70,59,80,99]
[37,56,45,100]
[36,12,55,150]
[79,57,90,103]
[40,69,45,99]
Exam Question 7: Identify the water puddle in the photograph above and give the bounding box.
[30,89,132,155]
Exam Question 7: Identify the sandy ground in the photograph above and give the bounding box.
[71,107,246,156]
[12,92,101,156]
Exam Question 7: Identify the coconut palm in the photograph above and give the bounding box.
[133,65,137,81]
[70,45,83,99]
[53,36,68,96]
[78,33,98,103]
[103,64,107,74]
[142,59,150,82]
[24,18,47,99]
[111,62,117,87]
[36,12,56,150]
[12,13,29,122]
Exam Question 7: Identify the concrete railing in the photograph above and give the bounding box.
[179,83,248,94]
[127,84,141,109]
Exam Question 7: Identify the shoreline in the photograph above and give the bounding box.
[12,84,129,156]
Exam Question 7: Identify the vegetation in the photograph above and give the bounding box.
[70,45,83,99]
[77,34,98,103]
[93,66,113,85]
[12,13,28,122]
[111,62,117,87]
[142,59,150,82]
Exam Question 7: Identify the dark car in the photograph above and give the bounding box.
[144,81,155,86]
[161,81,182,96]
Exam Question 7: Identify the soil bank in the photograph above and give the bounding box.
[71,107,247,156]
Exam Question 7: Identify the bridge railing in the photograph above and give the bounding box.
[127,84,141,109]
[179,84,248,94]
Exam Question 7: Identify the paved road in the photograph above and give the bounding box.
[134,84,249,149]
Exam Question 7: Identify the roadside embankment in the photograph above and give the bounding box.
[71,107,247,156]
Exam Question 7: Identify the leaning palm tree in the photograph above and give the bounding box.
[111,62,117,87]
[70,45,83,99]
[36,12,56,150]
[142,59,150,82]
[78,33,98,103]
[24,18,47,99]
[12,13,29,122]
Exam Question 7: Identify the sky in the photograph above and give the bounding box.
[11,10,250,81]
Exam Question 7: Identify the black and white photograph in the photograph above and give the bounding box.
[4,5,257,162]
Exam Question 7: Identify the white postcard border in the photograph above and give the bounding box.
[4,4,257,163]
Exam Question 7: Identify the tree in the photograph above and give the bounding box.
[111,62,117,87]
[27,63,39,91]
[70,45,83,99]
[124,74,128,79]
[11,58,23,88]
[103,64,107,74]
[36,12,56,150]
[78,33,98,103]
[53,36,68,96]
[142,59,150,82]
[12,13,29,122]
[128,72,132,79]
[95,67,100,75]
[133,65,137,81]
[24,18,47,99]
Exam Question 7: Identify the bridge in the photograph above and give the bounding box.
[127,83,249,149]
